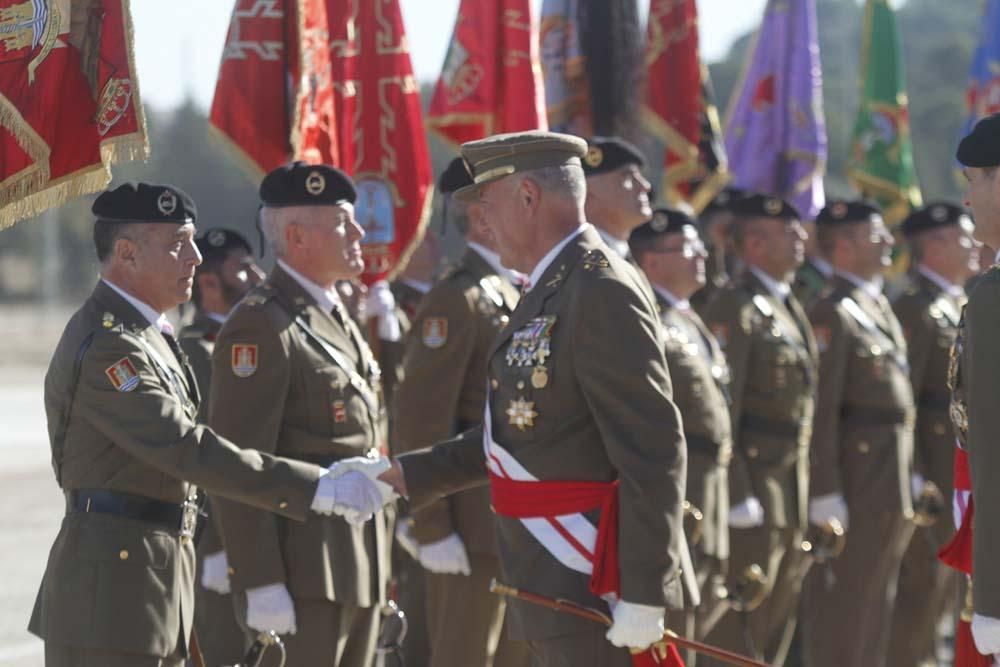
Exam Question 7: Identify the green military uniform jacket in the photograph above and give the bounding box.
[793,257,832,312]
[393,248,518,553]
[656,291,732,563]
[952,265,1000,617]
[892,270,963,537]
[209,264,389,608]
[379,281,425,411]
[703,270,818,530]
[398,226,688,641]
[808,274,915,514]
[29,281,320,658]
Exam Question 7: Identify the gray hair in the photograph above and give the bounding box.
[260,206,295,256]
[523,164,586,208]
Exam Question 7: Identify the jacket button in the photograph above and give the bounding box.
[858,442,870,454]
[934,423,947,436]
[278,500,289,510]
[119,549,129,561]
[746,447,759,459]
[227,567,236,576]
[491,378,499,390]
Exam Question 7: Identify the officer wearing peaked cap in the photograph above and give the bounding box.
[383,131,693,666]
[28,182,383,667]
[887,203,979,667]
[802,199,917,667]
[701,193,818,665]
[208,162,395,667]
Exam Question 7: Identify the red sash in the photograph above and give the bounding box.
[940,447,974,574]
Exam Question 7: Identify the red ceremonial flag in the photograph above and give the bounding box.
[326,0,433,285]
[642,0,729,213]
[0,0,148,229]
[427,0,547,149]
[210,0,338,179]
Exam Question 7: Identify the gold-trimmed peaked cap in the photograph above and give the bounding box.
[455,131,588,202]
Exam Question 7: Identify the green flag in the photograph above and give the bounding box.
[848,0,922,224]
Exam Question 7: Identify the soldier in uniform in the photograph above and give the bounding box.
[701,194,818,665]
[691,186,745,314]
[887,203,979,666]
[949,113,1000,661]
[208,163,394,667]
[28,182,387,667]
[802,200,916,667]
[374,131,690,666]
[630,208,732,651]
[180,228,265,667]
[792,211,835,311]
[393,157,524,666]
[581,136,653,262]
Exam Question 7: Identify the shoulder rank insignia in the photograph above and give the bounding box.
[751,294,774,318]
[582,249,610,271]
[422,317,448,348]
[506,397,538,431]
[106,357,140,392]
[231,344,258,377]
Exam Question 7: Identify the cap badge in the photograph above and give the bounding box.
[584,146,604,168]
[931,206,948,223]
[651,212,669,232]
[831,202,848,219]
[764,198,783,216]
[157,189,177,215]
[208,229,227,247]
[305,170,326,196]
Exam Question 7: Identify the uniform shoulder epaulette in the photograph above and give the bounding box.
[241,285,277,308]
[581,248,611,271]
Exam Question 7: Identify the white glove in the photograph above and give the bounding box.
[364,280,401,342]
[809,493,849,529]
[311,471,384,525]
[329,456,397,504]
[245,583,296,635]
[973,613,1000,656]
[200,550,230,594]
[728,497,764,528]
[911,473,926,498]
[606,600,666,650]
[418,533,471,575]
[395,520,420,560]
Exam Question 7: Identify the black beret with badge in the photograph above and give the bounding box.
[701,185,748,216]
[92,182,197,224]
[957,112,1000,168]
[815,200,883,227]
[631,206,697,243]
[900,202,974,238]
[196,227,253,262]
[581,136,647,176]
[730,192,801,221]
[259,161,357,207]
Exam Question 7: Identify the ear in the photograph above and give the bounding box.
[115,235,138,267]
[519,177,542,213]
[286,220,306,250]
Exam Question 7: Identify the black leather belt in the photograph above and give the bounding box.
[840,405,911,426]
[67,489,196,535]
[740,413,802,439]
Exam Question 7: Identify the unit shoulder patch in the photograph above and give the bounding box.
[422,317,448,348]
[231,343,258,377]
[106,357,140,392]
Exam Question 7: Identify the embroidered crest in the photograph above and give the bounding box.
[506,397,538,431]
[332,400,347,423]
[422,317,448,348]
[305,170,326,195]
[157,189,177,215]
[582,249,610,271]
[231,344,258,378]
[105,358,140,392]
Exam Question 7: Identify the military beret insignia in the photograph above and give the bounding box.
[106,357,140,392]
[208,229,227,247]
[931,206,947,223]
[231,344,258,378]
[831,202,848,219]
[650,211,669,232]
[157,189,178,216]
[305,170,326,196]
[422,317,448,348]
[764,198,783,216]
[584,146,604,168]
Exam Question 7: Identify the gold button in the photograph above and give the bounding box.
[747,447,759,459]
[119,549,129,561]
[858,441,870,454]
[934,423,947,436]
[490,378,499,390]
[227,567,236,576]
[517,381,525,390]
[278,500,289,510]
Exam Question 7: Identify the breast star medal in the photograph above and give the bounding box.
[506,397,538,431]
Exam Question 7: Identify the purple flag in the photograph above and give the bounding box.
[724,0,827,219]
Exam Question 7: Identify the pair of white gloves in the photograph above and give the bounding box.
[394,521,472,576]
[729,494,851,530]
[201,455,395,634]
[804,473,933,531]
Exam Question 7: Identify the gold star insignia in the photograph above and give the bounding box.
[506,397,538,431]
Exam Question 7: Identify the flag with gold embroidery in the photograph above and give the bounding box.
[641,0,729,213]
[326,0,432,285]
[428,0,546,149]
[210,0,338,180]
[0,0,148,229]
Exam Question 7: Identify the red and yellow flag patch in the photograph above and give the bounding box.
[231,344,258,378]
[105,358,140,392]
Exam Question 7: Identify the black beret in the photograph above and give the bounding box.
[196,228,253,262]
[438,157,474,195]
[92,182,196,224]
[581,136,646,176]
[631,207,697,243]
[900,202,974,237]
[260,161,356,207]
[815,200,883,226]
[701,185,748,216]
[730,193,801,221]
[957,113,1000,168]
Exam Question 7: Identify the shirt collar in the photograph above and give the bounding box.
[652,284,689,310]
[400,277,432,295]
[917,265,965,299]
[527,224,589,292]
[596,226,630,259]
[102,278,171,333]
[468,241,526,285]
[836,269,884,300]
[810,255,834,278]
[206,312,228,325]
[749,266,791,300]
[277,259,343,312]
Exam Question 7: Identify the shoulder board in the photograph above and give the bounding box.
[931,296,961,326]
[581,248,611,271]
[751,294,774,318]
[478,276,505,308]
[241,285,277,308]
[839,297,877,332]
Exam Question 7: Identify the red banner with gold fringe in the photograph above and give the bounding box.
[427,0,547,149]
[0,0,148,229]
